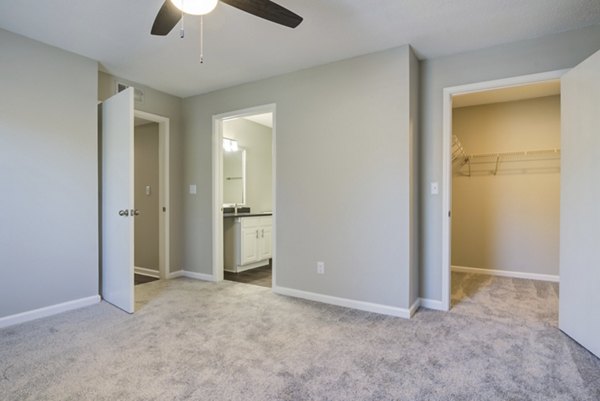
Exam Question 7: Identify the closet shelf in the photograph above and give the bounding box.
[452,135,469,167]
[455,148,561,177]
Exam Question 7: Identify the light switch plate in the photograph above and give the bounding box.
[189,184,197,195]
[431,182,439,195]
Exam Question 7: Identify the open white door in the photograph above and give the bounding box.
[559,49,600,358]
[101,88,135,313]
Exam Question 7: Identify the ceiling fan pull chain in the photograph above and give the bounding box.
[200,15,205,64]
[179,0,185,38]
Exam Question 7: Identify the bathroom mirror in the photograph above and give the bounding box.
[223,143,246,205]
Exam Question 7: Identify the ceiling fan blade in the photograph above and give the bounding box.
[151,0,182,36]
[220,0,303,28]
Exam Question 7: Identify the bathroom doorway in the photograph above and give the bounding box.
[212,104,276,288]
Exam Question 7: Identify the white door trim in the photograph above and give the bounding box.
[134,110,171,280]
[440,69,568,311]
[212,104,276,283]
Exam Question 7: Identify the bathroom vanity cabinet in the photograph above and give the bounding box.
[224,215,272,273]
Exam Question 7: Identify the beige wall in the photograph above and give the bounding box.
[134,123,160,271]
[223,118,272,212]
[452,96,560,276]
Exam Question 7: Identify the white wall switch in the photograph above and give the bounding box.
[189,184,197,195]
[430,182,439,195]
[317,261,325,274]
[145,185,151,196]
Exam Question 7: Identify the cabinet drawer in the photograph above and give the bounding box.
[258,216,272,228]
[240,216,261,229]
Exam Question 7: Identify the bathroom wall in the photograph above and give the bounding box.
[223,118,272,212]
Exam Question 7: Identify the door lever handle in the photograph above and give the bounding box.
[131,209,140,216]
[118,210,129,217]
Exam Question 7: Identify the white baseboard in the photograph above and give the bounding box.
[0,295,101,329]
[182,271,216,282]
[167,269,215,282]
[167,270,184,279]
[452,265,559,282]
[134,266,160,278]
[408,298,420,317]
[419,298,446,311]
[273,285,415,319]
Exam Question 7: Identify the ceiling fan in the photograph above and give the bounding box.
[151,0,303,36]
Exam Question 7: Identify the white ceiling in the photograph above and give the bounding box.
[453,80,561,108]
[0,1,598,98]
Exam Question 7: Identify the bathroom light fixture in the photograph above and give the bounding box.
[170,0,218,15]
[223,138,239,152]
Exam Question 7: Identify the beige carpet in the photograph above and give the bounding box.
[1,273,598,400]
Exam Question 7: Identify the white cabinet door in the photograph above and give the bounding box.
[236,216,272,268]
[241,227,259,265]
[258,225,272,260]
[559,49,600,358]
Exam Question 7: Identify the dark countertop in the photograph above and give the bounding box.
[223,212,272,218]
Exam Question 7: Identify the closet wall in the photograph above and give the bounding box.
[134,122,160,272]
[452,95,560,277]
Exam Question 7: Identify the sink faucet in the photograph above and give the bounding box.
[234,203,238,214]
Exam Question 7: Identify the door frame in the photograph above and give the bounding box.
[440,69,568,311]
[134,110,171,280]
[212,104,276,283]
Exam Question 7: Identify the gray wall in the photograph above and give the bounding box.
[409,48,420,305]
[134,123,160,271]
[223,118,272,212]
[419,25,600,301]
[183,46,418,309]
[452,96,560,275]
[98,72,183,274]
[0,29,98,317]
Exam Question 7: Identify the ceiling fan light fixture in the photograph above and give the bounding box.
[170,0,218,15]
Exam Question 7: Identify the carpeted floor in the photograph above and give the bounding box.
[1,273,599,401]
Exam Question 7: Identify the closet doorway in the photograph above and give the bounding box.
[133,110,170,284]
[100,87,170,314]
[212,104,276,288]
[440,70,566,313]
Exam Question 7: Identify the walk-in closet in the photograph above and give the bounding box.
[450,81,561,315]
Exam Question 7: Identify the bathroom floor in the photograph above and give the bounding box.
[224,264,272,288]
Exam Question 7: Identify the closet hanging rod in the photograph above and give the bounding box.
[468,148,560,159]
[454,148,560,177]
[467,156,561,165]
